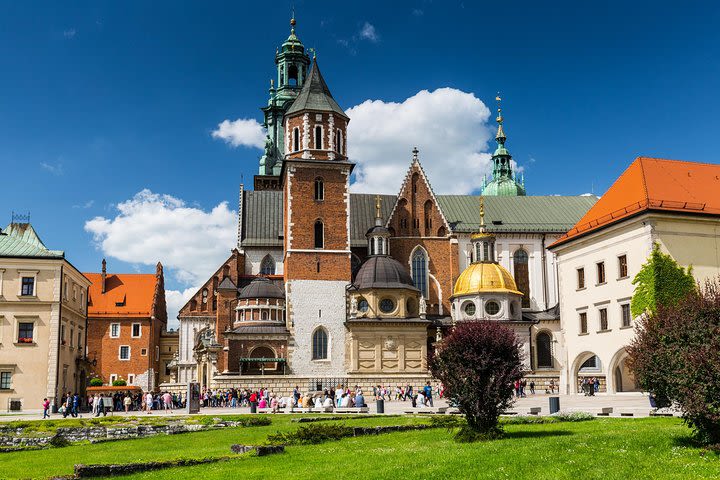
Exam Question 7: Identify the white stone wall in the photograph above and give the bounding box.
[244,248,284,275]
[457,233,557,311]
[176,316,211,385]
[287,280,347,377]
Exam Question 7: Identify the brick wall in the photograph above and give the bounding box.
[88,318,155,389]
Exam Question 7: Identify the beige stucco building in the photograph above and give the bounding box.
[551,157,720,394]
[0,222,91,412]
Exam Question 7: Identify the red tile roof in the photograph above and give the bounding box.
[551,157,720,248]
[85,272,158,318]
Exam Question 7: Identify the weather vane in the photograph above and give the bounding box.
[495,92,503,124]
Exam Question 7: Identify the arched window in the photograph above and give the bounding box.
[537,332,552,368]
[293,127,300,152]
[336,129,343,154]
[423,200,433,234]
[314,177,324,201]
[411,248,429,299]
[288,64,298,86]
[314,125,323,149]
[312,327,328,360]
[260,255,275,275]
[314,220,324,249]
[437,226,446,237]
[261,310,269,321]
[513,249,530,308]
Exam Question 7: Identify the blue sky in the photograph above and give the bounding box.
[2,1,719,323]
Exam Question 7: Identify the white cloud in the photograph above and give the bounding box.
[347,87,493,194]
[165,287,199,327]
[85,189,237,326]
[211,118,265,149]
[63,28,77,39]
[73,200,95,209]
[40,161,63,175]
[359,22,379,42]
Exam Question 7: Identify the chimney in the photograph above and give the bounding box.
[101,258,107,294]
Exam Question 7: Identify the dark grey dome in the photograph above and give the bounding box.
[239,277,285,299]
[366,225,390,237]
[353,256,418,291]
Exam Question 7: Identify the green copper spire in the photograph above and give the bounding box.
[258,15,312,176]
[481,94,526,196]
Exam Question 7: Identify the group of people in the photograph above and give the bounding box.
[371,383,443,404]
[580,377,600,396]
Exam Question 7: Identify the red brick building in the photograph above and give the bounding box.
[85,260,167,390]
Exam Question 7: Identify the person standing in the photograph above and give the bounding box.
[423,382,434,407]
[162,391,173,412]
[42,398,50,419]
[123,393,132,413]
[145,391,153,414]
[529,380,536,395]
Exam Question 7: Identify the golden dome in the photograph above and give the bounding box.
[453,262,522,297]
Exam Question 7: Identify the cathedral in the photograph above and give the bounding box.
[174,18,597,393]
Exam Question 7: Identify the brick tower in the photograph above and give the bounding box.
[282,57,352,377]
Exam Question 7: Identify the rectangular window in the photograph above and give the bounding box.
[579,312,588,334]
[20,277,35,296]
[119,345,130,360]
[131,323,141,338]
[110,323,120,338]
[141,348,147,356]
[109,374,117,384]
[618,255,628,278]
[77,331,82,351]
[73,286,77,301]
[18,322,34,343]
[577,268,585,289]
[80,291,85,311]
[0,372,11,390]
[61,324,66,345]
[596,262,606,284]
[599,308,608,331]
[155,346,160,361]
[621,303,631,327]
[70,328,74,347]
[128,374,135,385]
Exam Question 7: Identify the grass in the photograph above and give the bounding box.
[0,415,417,479]
[1,416,718,479]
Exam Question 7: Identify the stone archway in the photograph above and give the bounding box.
[247,346,278,375]
[570,351,603,394]
[607,347,639,393]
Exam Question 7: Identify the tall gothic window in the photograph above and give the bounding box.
[314,220,324,249]
[423,200,433,234]
[335,129,343,154]
[411,248,429,299]
[314,125,323,149]
[260,255,275,275]
[314,177,324,201]
[514,249,530,308]
[293,127,300,152]
[312,327,328,360]
[536,332,552,368]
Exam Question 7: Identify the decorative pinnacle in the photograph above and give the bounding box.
[479,196,485,228]
[375,195,381,219]
[495,93,503,124]
[412,146,419,162]
[290,9,296,32]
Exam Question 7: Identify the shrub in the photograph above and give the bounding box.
[112,379,127,387]
[431,321,524,440]
[628,279,720,445]
[48,434,70,448]
[89,378,103,387]
[551,411,594,422]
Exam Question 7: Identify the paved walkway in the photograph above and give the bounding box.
[1,392,669,421]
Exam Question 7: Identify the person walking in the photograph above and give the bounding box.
[529,380,535,395]
[423,382,434,407]
[42,398,50,419]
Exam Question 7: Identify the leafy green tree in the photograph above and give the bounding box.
[631,243,695,317]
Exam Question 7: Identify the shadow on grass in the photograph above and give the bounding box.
[503,430,573,440]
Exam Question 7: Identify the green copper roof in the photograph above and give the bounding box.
[0,223,64,258]
[481,177,526,196]
[436,195,598,233]
[285,59,348,118]
[239,192,598,247]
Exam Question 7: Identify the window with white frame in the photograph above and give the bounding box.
[110,323,120,338]
[127,374,135,385]
[109,374,118,384]
[119,345,130,360]
[621,303,631,327]
[0,268,5,297]
[141,348,147,356]
[131,323,141,338]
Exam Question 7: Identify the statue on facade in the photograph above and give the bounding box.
[349,296,358,317]
[419,295,427,318]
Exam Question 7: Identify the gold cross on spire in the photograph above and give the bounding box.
[479,196,485,228]
[375,194,382,219]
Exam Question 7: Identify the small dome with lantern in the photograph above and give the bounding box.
[451,196,523,321]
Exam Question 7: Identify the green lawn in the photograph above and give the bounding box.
[1,416,718,479]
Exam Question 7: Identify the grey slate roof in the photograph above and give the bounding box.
[240,192,597,247]
[0,223,64,258]
[285,59,348,118]
[230,325,290,335]
[217,277,237,291]
[238,277,285,299]
[437,195,598,233]
[352,255,418,291]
